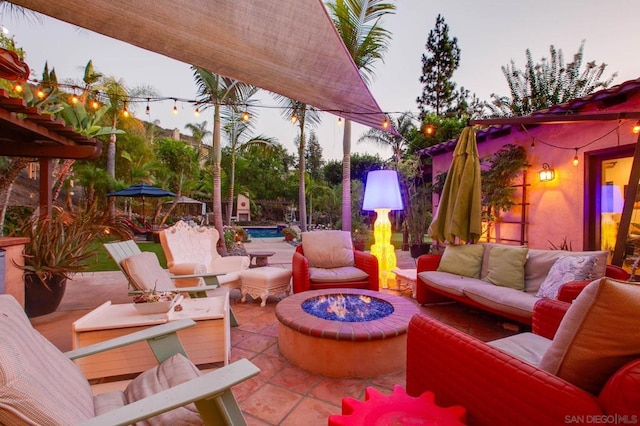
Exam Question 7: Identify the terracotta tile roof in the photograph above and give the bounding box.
[419,77,640,156]
[0,89,102,159]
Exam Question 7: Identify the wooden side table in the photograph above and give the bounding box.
[393,268,417,298]
[72,294,230,379]
[248,251,276,268]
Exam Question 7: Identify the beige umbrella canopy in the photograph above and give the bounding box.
[13,0,393,133]
[429,126,482,244]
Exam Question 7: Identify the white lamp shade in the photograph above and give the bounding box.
[362,170,404,211]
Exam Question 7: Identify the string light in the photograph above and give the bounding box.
[145,98,150,115]
[291,113,298,123]
[13,83,23,93]
[241,111,250,121]
[36,88,45,99]
[91,99,99,109]
[71,94,79,104]
[122,101,129,118]
[194,107,200,117]
[424,124,435,136]
[337,117,343,126]
[572,148,579,166]
[172,100,178,115]
[382,118,389,129]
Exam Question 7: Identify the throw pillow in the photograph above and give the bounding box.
[301,230,354,269]
[538,278,640,395]
[482,246,529,290]
[536,255,596,299]
[437,244,485,279]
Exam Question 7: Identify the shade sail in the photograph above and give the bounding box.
[429,127,482,244]
[14,0,393,133]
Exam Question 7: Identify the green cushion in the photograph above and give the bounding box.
[483,246,529,290]
[437,244,485,279]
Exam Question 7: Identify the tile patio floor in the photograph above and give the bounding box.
[30,239,519,425]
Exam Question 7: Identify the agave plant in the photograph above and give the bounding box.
[17,205,132,290]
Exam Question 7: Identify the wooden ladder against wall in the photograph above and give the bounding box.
[484,170,530,246]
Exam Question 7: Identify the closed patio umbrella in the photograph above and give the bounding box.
[429,126,482,244]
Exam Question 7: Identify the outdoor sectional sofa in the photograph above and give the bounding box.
[415,243,629,326]
[406,278,640,425]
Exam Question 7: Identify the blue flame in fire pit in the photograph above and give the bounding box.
[301,294,394,322]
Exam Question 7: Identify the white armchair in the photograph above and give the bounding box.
[159,221,250,289]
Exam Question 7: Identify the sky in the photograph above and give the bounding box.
[4,0,640,162]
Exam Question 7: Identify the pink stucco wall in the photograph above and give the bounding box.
[430,91,640,250]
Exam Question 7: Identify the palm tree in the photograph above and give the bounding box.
[184,121,212,148]
[222,107,275,226]
[358,112,415,167]
[192,67,257,254]
[274,96,322,231]
[327,0,395,231]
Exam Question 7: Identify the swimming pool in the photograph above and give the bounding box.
[244,227,282,239]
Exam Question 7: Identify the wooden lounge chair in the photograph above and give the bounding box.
[104,239,239,326]
[0,294,259,425]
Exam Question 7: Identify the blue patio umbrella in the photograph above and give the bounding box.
[107,183,177,222]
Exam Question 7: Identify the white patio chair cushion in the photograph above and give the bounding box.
[309,266,369,283]
[0,295,95,425]
[121,251,177,292]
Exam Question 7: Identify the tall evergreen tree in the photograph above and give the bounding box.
[416,14,461,119]
[305,131,324,181]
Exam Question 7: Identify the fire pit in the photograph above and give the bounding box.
[275,289,419,378]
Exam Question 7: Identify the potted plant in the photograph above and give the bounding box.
[351,226,371,251]
[400,158,433,258]
[15,205,131,317]
[281,226,300,242]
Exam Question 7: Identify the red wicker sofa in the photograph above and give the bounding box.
[415,244,628,326]
[406,295,640,425]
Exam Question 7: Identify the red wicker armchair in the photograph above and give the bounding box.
[292,244,379,294]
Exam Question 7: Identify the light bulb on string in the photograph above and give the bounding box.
[337,117,343,126]
[172,100,178,115]
[36,87,45,99]
[122,101,130,118]
[291,113,298,123]
[13,82,23,93]
[241,111,250,121]
[572,148,579,166]
[382,118,389,129]
[145,99,150,115]
[91,99,99,109]
[194,107,200,118]
[71,94,79,104]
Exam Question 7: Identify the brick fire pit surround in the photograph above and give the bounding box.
[275,289,419,378]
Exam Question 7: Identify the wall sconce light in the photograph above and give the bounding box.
[539,163,555,182]
[362,170,404,288]
[632,120,640,134]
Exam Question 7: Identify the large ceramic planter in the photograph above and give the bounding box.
[24,274,67,318]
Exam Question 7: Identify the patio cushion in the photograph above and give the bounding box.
[463,284,538,319]
[418,271,492,297]
[0,295,95,425]
[488,332,552,366]
[436,244,484,278]
[94,392,127,416]
[536,255,597,299]
[302,230,354,269]
[122,251,176,292]
[539,278,640,395]
[482,246,529,290]
[309,266,368,283]
[124,353,201,425]
[524,249,608,294]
